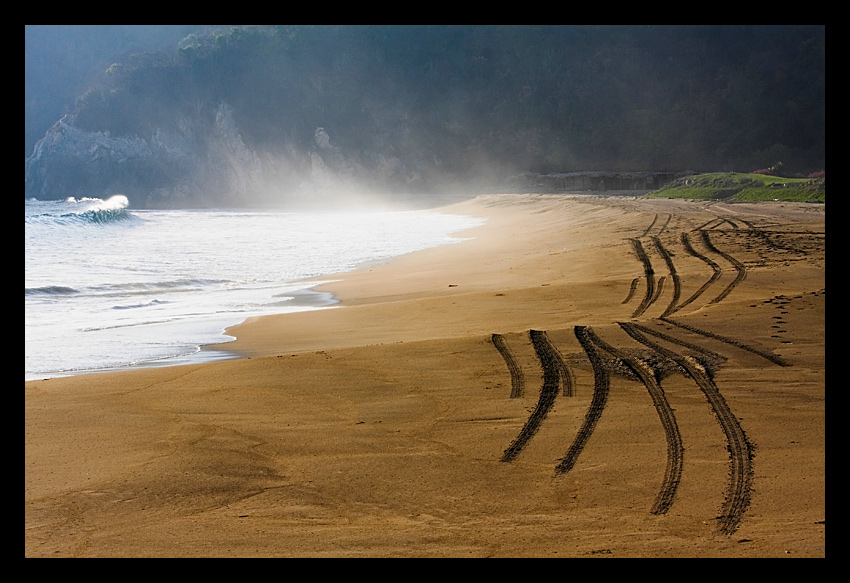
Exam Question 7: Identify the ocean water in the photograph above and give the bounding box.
[25,195,484,380]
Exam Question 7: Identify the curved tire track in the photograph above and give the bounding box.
[619,322,755,535]
[554,326,610,475]
[683,355,754,536]
[642,214,660,237]
[660,317,790,367]
[585,325,685,515]
[643,213,672,237]
[676,231,723,314]
[650,275,666,307]
[622,277,640,305]
[627,321,727,365]
[693,217,739,231]
[657,213,672,236]
[501,330,566,463]
[629,238,656,318]
[651,236,682,318]
[701,231,747,305]
[492,333,525,398]
[627,357,684,515]
[693,217,721,231]
[545,331,575,397]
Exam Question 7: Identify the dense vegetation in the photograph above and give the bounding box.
[68,25,824,176]
[24,25,203,158]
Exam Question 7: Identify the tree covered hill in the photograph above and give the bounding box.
[25,25,207,158]
[25,25,825,208]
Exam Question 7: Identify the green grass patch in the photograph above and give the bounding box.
[645,172,825,203]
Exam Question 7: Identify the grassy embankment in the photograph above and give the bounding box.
[646,172,825,203]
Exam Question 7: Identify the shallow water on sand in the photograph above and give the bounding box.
[25,196,484,379]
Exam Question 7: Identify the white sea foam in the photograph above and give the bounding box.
[25,197,484,380]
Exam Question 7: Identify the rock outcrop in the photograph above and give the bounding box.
[24,102,423,208]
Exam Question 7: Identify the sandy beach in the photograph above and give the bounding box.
[25,193,825,557]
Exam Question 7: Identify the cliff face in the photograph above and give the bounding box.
[24,102,424,208]
[26,116,158,202]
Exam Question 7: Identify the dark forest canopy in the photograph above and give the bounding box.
[26,25,825,206]
[24,25,206,157]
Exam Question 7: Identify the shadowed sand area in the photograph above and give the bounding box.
[25,194,825,557]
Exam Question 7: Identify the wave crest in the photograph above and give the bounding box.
[75,194,131,225]
[27,194,134,226]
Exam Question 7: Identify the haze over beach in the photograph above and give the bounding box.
[26,26,824,558]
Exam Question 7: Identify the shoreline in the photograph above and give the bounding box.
[26,193,825,557]
[25,202,483,382]
[24,284,341,382]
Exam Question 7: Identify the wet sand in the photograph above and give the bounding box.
[25,193,825,557]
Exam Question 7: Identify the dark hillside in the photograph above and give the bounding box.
[25,25,825,207]
[25,25,206,158]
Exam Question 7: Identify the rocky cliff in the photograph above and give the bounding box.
[24,102,427,208]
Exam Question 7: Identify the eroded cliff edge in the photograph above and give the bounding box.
[25,102,430,208]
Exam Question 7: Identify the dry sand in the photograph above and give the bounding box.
[25,193,825,557]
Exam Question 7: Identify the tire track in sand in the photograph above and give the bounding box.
[582,325,685,515]
[622,277,640,304]
[642,213,672,237]
[629,238,656,318]
[651,236,681,318]
[700,230,747,305]
[630,225,748,317]
[501,330,570,462]
[660,317,790,367]
[674,231,723,314]
[554,326,610,475]
[571,325,685,514]
[619,322,755,536]
[491,333,525,398]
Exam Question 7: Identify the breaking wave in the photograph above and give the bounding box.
[27,195,134,226]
